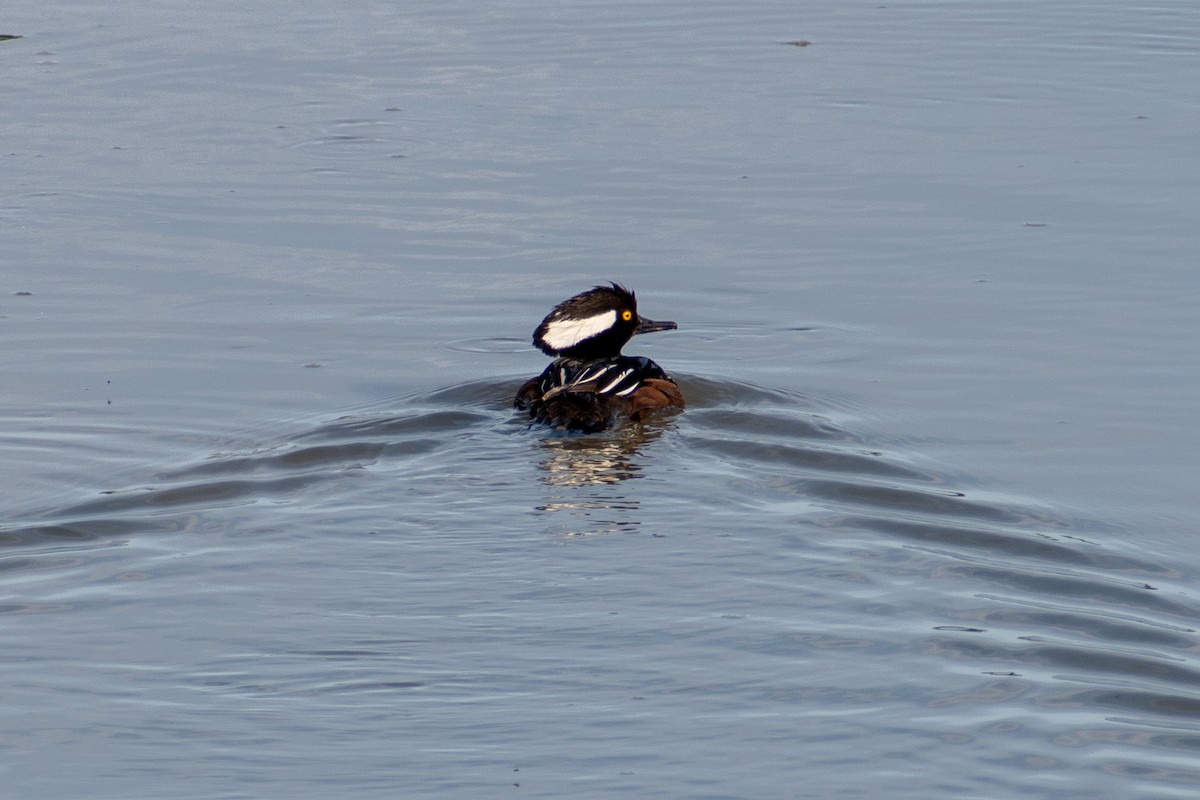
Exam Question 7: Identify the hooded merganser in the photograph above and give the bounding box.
[514,283,684,432]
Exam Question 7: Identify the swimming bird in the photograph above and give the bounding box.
[514,283,684,432]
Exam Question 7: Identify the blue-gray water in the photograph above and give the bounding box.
[4,2,1199,798]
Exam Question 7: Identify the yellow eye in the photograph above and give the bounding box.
[621,310,633,322]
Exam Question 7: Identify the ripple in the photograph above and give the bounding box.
[440,336,530,354]
[287,118,421,162]
[3,370,1197,800]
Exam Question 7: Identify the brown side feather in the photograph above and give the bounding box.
[627,378,685,421]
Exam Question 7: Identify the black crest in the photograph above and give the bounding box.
[532,282,674,360]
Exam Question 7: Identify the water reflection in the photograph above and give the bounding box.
[532,423,671,536]
[534,428,660,487]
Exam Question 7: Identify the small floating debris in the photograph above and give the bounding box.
[781,39,811,47]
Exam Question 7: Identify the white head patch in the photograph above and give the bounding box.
[539,310,616,351]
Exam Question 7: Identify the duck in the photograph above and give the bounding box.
[514,283,684,432]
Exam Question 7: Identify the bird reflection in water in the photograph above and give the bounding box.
[533,423,669,536]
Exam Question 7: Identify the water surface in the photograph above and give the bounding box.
[4,2,1200,798]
